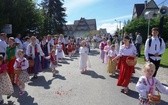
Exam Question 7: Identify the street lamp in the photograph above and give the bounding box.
[144,11,154,36]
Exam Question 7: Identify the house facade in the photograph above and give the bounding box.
[63,17,97,37]
[132,0,159,19]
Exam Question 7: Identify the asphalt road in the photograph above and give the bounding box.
[2,49,168,105]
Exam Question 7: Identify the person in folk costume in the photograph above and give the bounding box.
[56,41,65,62]
[58,34,65,54]
[47,35,54,54]
[0,55,14,104]
[104,40,111,64]
[26,36,45,78]
[13,49,29,95]
[112,35,137,94]
[45,49,58,77]
[79,40,91,74]
[5,37,18,84]
[66,39,73,58]
[22,36,30,54]
[64,36,69,55]
[144,27,165,77]
[71,39,77,56]
[136,62,168,105]
[99,37,107,63]
[15,34,23,49]
[107,44,118,76]
[41,36,50,69]
[53,36,59,45]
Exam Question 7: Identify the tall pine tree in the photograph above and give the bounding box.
[42,0,66,35]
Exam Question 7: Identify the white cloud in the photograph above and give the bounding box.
[100,15,132,23]
[98,22,124,34]
[98,15,131,34]
[64,0,101,14]
[66,21,73,24]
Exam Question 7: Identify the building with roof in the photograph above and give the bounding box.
[63,17,97,37]
[132,0,159,19]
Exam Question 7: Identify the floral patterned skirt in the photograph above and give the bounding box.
[0,72,14,95]
[18,71,30,83]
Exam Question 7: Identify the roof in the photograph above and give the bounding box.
[134,4,145,17]
[74,18,96,26]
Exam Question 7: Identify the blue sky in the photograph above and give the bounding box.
[37,0,167,34]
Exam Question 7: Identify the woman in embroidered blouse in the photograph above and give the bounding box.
[26,36,44,78]
[136,62,168,105]
[112,35,137,94]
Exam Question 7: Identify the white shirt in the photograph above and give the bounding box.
[15,38,23,49]
[144,36,165,61]
[79,47,88,55]
[0,39,7,53]
[136,76,168,99]
[26,43,44,59]
[47,39,54,54]
[108,49,118,57]
[23,41,30,53]
[13,57,29,70]
[118,44,137,56]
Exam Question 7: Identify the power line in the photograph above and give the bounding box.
[158,0,168,6]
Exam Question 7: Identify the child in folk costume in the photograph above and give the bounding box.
[66,40,73,58]
[104,40,111,64]
[0,55,14,104]
[13,49,29,95]
[56,41,65,62]
[99,37,107,63]
[26,36,45,78]
[107,44,118,76]
[79,40,90,74]
[136,62,168,105]
[5,37,17,84]
[45,49,58,77]
[112,36,137,94]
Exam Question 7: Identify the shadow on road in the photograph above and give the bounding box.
[3,86,38,105]
[28,76,54,89]
[125,89,139,99]
[17,92,38,105]
[130,76,139,84]
[83,70,106,79]
[89,49,100,56]
[53,74,66,80]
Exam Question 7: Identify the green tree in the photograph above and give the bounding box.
[41,0,66,35]
[0,0,44,37]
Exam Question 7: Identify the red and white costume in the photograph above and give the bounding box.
[117,44,137,87]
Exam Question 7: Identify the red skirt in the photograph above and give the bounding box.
[117,56,134,87]
[7,58,16,83]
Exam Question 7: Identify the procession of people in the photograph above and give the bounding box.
[0,27,168,105]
